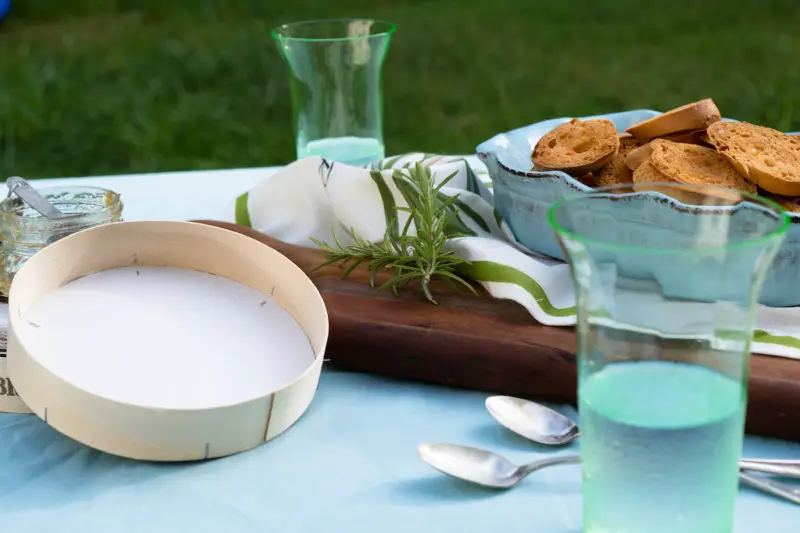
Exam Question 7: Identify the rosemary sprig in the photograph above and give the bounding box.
[310,162,476,304]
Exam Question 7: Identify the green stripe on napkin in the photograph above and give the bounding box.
[463,160,481,194]
[370,171,400,236]
[451,197,491,233]
[461,261,576,317]
[235,193,252,227]
[753,330,800,350]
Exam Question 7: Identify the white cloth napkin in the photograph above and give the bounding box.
[226,153,800,360]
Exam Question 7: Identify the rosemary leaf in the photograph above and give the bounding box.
[312,162,476,305]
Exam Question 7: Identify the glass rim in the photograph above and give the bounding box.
[270,18,396,43]
[547,181,791,254]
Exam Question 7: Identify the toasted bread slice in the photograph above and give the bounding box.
[624,130,710,172]
[632,159,667,185]
[659,129,712,146]
[632,157,742,204]
[648,139,756,193]
[577,172,597,188]
[760,191,800,213]
[706,121,800,196]
[626,99,721,140]
[595,134,645,187]
[532,118,619,176]
[630,159,710,202]
[625,143,654,172]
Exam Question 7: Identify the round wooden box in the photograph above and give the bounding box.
[7,221,328,461]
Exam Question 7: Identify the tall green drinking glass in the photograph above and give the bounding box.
[548,183,789,533]
[271,19,395,166]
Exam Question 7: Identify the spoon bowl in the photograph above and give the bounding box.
[485,396,579,445]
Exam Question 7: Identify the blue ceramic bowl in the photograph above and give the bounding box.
[476,110,800,307]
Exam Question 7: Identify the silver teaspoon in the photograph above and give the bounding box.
[486,395,800,477]
[418,442,579,489]
[418,443,800,504]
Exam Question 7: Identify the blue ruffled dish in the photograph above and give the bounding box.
[476,110,800,307]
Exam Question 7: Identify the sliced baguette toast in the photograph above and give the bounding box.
[577,172,597,188]
[648,139,756,193]
[632,159,667,185]
[659,129,712,146]
[629,159,713,203]
[626,98,721,140]
[760,191,800,213]
[532,118,619,176]
[624,130,709,172]
[706,121,800,196]
[632,158,743,204]
[595,134,645,187]
[625,143,654,172]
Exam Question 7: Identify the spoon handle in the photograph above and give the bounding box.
[739,471,800,505]
[6,176,64,219]
[741,458,800,467]
[739,460,800,479]
[515,455,800,505]
[517,454,581,476]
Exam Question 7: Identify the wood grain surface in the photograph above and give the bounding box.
[196,220,800,442]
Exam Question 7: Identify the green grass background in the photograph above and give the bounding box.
[1,0,799,178]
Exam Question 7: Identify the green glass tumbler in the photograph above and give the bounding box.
[271,19,395,166]
[548,183,788,533]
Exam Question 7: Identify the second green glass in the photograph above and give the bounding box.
[548,183,788,533]
[272,19,395,166]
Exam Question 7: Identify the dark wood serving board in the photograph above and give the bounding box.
[197,220,800,442]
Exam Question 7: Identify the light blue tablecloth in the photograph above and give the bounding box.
[1,368,798,532]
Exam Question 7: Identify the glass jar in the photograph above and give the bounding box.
[0,185,123,296]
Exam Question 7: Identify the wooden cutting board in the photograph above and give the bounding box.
[197,220,800,442]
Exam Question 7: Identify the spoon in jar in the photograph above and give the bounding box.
[6,176,65,220]
[417,442,800,504]
[485,395,800,476]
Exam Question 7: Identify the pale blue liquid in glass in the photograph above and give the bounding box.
[580,360,744,533]
[298,136,385,167]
